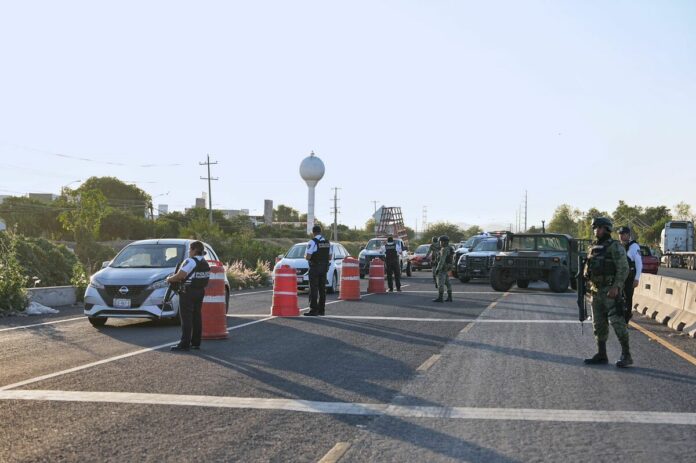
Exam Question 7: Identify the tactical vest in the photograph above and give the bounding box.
[385,241,398,262]
[624,240,638,273]
[431,243,441,263]
[310,237,331,266]
[185,256,211,290]
[587,239,617,287]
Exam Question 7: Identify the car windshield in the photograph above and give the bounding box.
[462,237,476,248]
[509,236,536,251]
[415,245,430,254]
[365,240,385,251]
[473,240,499,252]
[285,244,308,259]
[110,244,186,268]
[537,236,568,251]
[639,246,652,257]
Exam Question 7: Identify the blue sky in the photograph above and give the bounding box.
[1,0,694,231]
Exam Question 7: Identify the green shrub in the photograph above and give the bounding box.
[219,234,284,268]
[0,232,29,313]
[75,240,116,274]
[225,260,272,290]
[13,236,79,287]
[70,262,89,302]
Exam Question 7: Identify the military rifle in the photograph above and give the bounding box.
[576,255,588,334]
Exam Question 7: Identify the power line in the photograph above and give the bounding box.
[199,154,218,224]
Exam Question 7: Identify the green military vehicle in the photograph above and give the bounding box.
[489,233,590,293]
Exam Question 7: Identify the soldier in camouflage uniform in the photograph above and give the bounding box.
[427,236,441,289]
[584,217,632,368]
[433,235,453,303]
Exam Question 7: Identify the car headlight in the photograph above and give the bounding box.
[147,279,169,291]
[89,278,105,289]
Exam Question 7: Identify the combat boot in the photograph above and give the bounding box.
[432,294,444,303]
[583,341,608,365]
[616,343,633,368]
[446,291,453,302]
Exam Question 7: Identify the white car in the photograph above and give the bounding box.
[273,242,351,293]
[84,239,230,327]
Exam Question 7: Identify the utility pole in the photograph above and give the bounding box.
[331,187,341,241]
[371,200,379,237]
[200,154,218,224]
[542,220,546,233]
[524,190,528,232]
[422,206,428,233]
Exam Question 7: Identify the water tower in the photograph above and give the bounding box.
[299,151,325,235]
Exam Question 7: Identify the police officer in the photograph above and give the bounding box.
[427,236,441,288]
[618,226,642,323]
[433,235,453,303]
[584,218,632,367]
[381,235,402,292]
[304,225,331,316]
[167,241,210,351]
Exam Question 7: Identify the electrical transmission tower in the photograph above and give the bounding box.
[200,154,218,224]
[331,187,341,241]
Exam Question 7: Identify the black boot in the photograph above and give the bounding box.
[433,294,444,303]
[446,291,453,302]
[616,342,633,368]
[584,341,608,364]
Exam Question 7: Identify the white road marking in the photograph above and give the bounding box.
[0,317,86,333]
[459,294,506,334]
[416,354,441,372]
[2,390,694,425]
[318,442,352,463]
[231,290,273,296]
[320,315,576,323]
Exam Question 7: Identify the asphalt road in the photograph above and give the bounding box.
[1,276,695,462]
[655,266,696,282]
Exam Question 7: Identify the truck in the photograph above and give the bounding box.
[661,221,696,269]
[489,233,589,293]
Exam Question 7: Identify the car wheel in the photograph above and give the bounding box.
[516,279,530,289]
[548,267,570,293]
[490,268,514,292]
[88,317,107,328]
[406,262,412,277]
[225,288,230,314]
[459,275,471,283]
[327,272,338,294]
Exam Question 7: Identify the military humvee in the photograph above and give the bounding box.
[489,233,590,293]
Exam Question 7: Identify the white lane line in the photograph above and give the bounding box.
[231,289,273,296]
[0,317,86,333]
[459,294,506,335]
[401,290,574,297]
[2,390,695,426]
[322,316,577,323]
[318,442,351,463]
[416,354,441,372]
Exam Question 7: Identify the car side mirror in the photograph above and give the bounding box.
[101,260,111,269]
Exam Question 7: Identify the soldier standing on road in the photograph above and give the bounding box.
[167,241,210,352]
[618,226,642,323]
[583,218,632,367]
[304,225,331,316]
[381,235,402,292]
[433,235,453,303]
[427,236,441,289]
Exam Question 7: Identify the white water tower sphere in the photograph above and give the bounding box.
[300,151,325,235]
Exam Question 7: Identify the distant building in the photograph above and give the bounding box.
[264,199,273,225]
[157,204,169,215]
[28,193,58,203]
[195,197,206,208]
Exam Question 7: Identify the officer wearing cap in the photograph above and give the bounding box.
[304,225,331,316]
[167,241,210,351]
[583,218,632,367]
[433,235,453,302]
[618,225,642,323]
[381,235,402,292]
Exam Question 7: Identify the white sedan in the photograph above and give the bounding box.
[273,242,350,293]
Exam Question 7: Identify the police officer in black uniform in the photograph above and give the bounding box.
[304,225,331,316]
[382,235,402,292]
[167,241,210,351]
[618,225,643,322]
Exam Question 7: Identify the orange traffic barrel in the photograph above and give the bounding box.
[202,264,228,340]
[367,258,386,294]
[339,257,361,300]
[271,265,300,316]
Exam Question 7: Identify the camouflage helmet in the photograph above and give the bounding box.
[439,235,450,244]
[591,217,613,232]
[431,236,439,243]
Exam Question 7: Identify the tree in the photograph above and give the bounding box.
[274,205,301,222]
[423,222,464,243]
[0,196,65,239]
[179,216,225,249]
[547,204,580,236]
[58,189,109,243]
[674,202,694,221]
[76,177,151,217]
[462,225,483,239]
[577,207,610,239]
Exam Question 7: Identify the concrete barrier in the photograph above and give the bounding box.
[27,286,77,307]
[632,274,661,317]
[668,281,696,337]
[651,277,688,324]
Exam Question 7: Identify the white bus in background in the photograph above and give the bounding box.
[661,221,696,269]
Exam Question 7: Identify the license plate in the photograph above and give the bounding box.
[113,298,131,308]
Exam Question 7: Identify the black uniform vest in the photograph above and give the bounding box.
[385,241,398,262]
[310,237,331,266]
[186,257,211,289]
[624,240,638,273]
